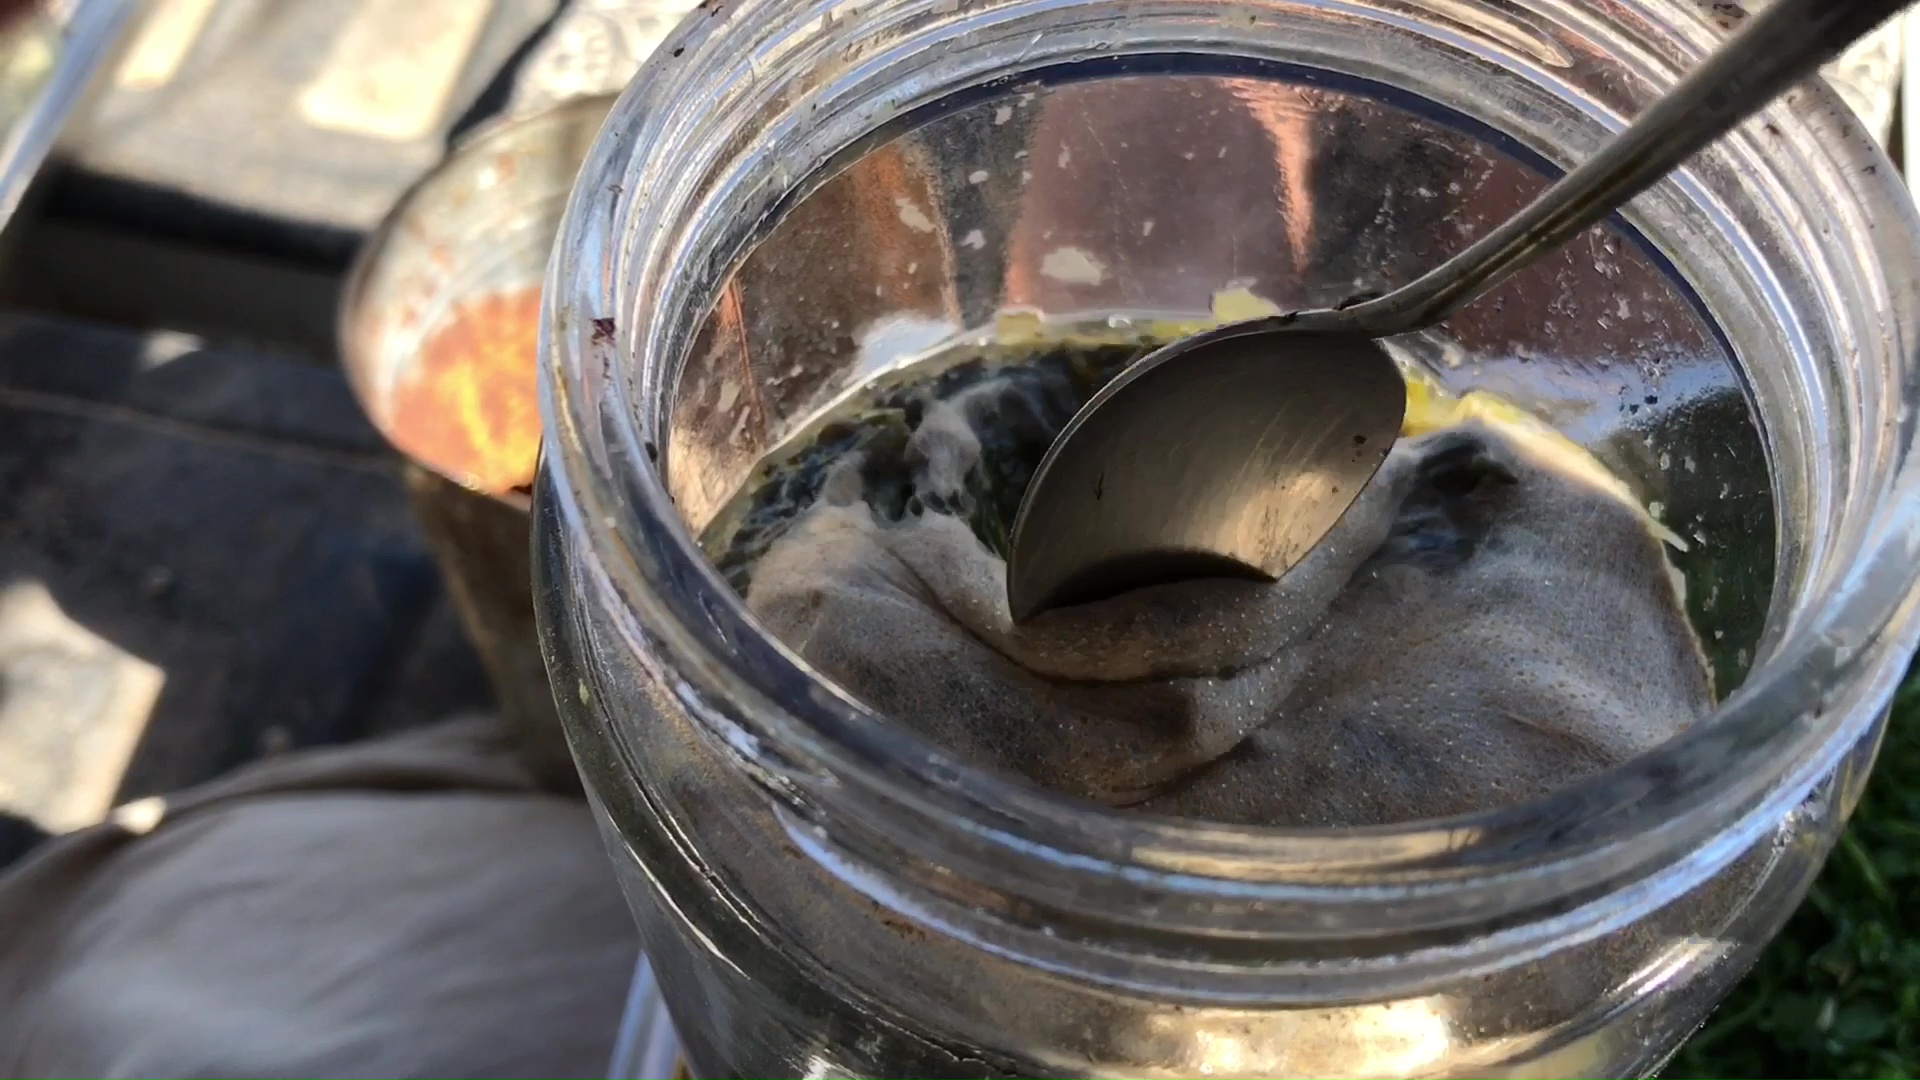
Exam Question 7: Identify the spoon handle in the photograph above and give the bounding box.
[1352,0,1908,337]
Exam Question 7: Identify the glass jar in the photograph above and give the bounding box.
[536,0,1920,1075]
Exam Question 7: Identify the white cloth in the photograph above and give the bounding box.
[0,719,639,1079]
[747,419,1713,825]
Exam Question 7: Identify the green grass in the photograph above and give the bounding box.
[1669,664,1920,1078]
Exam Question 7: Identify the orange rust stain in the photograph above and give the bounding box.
[389,286,545,496]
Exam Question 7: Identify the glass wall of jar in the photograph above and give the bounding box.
[536,0,1920,1075]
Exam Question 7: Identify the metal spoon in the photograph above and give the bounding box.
[1006,0,1908,622]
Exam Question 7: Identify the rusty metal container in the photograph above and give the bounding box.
[339,93,614,792]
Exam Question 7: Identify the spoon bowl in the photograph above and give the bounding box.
[1007,320,1404,621]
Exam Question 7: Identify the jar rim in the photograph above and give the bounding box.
[541,0,1920,927]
